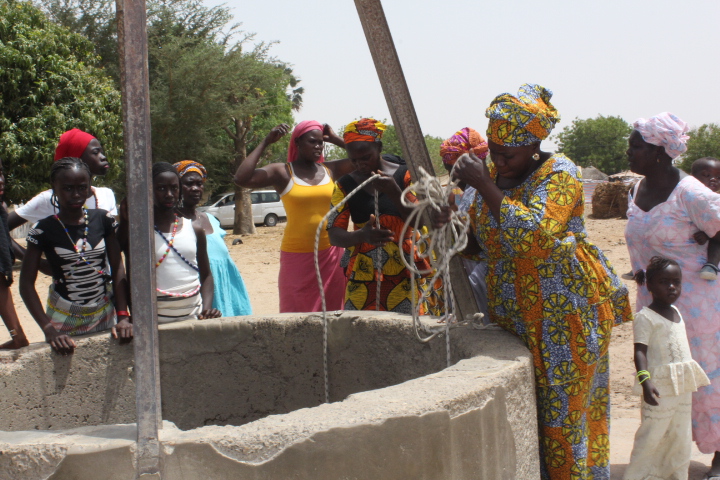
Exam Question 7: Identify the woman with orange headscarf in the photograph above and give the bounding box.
[233,122,354,313]
[327,118,430,313]
[435,85,631,479]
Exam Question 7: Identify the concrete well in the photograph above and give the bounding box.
[0,312,540,479]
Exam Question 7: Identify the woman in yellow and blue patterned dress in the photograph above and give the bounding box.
[442,84,632,479]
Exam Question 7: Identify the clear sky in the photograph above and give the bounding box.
[207,0,719,147]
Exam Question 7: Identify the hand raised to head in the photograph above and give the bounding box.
[453,152,491,189]
[265,124,291,145]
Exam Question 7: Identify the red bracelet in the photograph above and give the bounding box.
[116,310,131,317]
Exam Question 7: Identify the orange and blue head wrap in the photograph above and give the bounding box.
[485,84,560,147]
[173,160,207,180]
[343,118,387,144]
[439,127,488,167]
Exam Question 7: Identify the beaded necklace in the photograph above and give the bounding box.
[154,215,201,298]
[82,187,100,210]
[54,208,109,279]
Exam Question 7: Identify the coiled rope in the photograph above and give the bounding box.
[313,160,482,402]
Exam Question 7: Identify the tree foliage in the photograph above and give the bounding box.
[0,0,123,203]
[678,124,720,172]
[554,115,632,175]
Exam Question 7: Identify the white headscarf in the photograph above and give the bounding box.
[633,112,690,159]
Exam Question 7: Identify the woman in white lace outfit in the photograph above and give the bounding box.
[624,256,710,480]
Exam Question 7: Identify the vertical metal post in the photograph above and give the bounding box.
[354,0,479,320]
[116,0,162,477]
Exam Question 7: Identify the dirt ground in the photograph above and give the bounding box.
[1,217,714,478]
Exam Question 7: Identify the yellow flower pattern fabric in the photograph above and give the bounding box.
[467,153,632,479]
[327,168,431,314]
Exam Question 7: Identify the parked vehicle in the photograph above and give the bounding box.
[197,190,286,228]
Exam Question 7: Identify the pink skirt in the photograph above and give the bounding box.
[279,246,345,313]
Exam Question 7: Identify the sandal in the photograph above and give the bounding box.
[700,263,719,281]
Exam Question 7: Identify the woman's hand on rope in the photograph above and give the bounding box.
[430,205,454,230]
[264,124,290,145]
[112,317,133,343]
[371,171,401,195]
[453,152,491,190]
[199,308,222,319]
[360,214,394,246]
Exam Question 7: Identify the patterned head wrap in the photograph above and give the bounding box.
[485,84,560,147]
[343,118,387,144]
[173,160,207,180]
[439,127,488,167]
[288,120,325,163]
[54,128,97,161]
[632,112,690,159]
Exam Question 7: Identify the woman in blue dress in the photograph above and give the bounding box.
[174,161,252,316]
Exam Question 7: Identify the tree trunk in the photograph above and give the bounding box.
[233,184,255,235]
[226,117,256,235]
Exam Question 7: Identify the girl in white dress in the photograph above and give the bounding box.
[624,256,710,480]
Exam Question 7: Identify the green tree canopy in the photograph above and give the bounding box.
[0,0,123,203]
[554,115,632,175]
[678,124,720,172]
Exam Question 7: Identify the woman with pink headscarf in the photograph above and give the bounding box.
[625,112,720,478]
[234,122,354,312]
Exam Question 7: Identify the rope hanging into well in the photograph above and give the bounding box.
[313,161,482,403]
[314,173,381,403]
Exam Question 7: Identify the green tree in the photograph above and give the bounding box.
[678,124,720,172]
[554,115,632,175]
[0,0,123,203]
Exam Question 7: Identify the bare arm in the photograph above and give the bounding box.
[195,225,220,319]
[233,124,292,191]
[19,244,76,354]
[7,211,27,231]
[106,230,132,342]
[634,343,660,406]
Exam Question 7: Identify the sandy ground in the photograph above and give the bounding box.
[1,218,715,478]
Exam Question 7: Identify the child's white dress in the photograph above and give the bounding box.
[623,306,710,480]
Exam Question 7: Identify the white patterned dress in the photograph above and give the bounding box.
[625,175,720,453]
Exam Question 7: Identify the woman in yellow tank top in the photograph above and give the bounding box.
[234,121,354,312]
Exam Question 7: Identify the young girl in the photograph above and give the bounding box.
[19,158,131,355]
[0,158,28,349]
[690,157,720,280]
[150,162,220,322]
[624,256,710,480]
[174,160,252,316]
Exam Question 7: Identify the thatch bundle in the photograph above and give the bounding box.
[591,181,633,219]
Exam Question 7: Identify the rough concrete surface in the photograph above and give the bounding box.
[0,313,539,479]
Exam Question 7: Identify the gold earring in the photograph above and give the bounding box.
[532,153,540,161]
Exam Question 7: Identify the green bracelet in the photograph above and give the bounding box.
[637,370,651,384]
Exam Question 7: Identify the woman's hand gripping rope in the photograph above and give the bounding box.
[398,164,473,344]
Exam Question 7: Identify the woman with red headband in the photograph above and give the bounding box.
[8,128,117,233]
[233,121,354,313]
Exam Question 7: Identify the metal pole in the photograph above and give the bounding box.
[116,0,162,477]
[354,0,479,320]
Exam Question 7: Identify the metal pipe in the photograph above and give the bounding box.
[354,0,480,320]
[116,0,162,476]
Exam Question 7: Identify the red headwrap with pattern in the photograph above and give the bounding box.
[439,128,489,167]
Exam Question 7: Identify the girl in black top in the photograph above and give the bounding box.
[20,158,131,354]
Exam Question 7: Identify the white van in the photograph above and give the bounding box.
[197,190,286,228]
